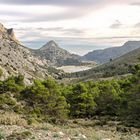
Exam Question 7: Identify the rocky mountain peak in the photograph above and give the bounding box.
[7,28,15,38]
[0,23,19,44]
[32,40,80,66]
[40,40,59,51]
[7,28,20,44]
[47,40,58,46]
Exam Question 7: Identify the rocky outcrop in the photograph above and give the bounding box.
[0,23,51,84]
[7,28,16,40]
[0,24,20,43]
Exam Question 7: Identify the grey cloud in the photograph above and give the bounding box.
[130,2,140,6]
[18,28,140,42]
[91,36,140,40]
[39,27,85,35]
[0,0,138,23]
[2,0,134,23]
[134,22,140,28]
[36,27,63,31]
[1,0,138,6]
[16,27,64,32]
[21,12,85,22]
[110,20,122,29]
[16,27,85,39]
[0,11,28,16]
[0,5,93,22]
[19,6,93,22]
[64,29,84,34]
[0,0,101,6]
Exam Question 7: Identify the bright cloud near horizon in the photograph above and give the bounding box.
[1,0,140,55]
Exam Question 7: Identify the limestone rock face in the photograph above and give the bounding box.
[7,28,16,39]
[0,23,50,84]
[0,23,81,84]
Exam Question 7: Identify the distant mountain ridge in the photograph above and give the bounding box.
[32,40,81,66]
[72,43,140,82]
[82,41,140,63]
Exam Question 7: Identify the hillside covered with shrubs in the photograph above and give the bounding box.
[0,64,140,128]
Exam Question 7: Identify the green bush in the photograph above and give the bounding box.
[0,66,139,126]
[0,75,25,93]
[21,78,69,120]
[0,129,5,140]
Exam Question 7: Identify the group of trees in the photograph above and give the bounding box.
[0,65,139,125]
[21,79,69,121]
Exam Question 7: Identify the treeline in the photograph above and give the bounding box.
[64,63,131,79]
[0,64,140,126]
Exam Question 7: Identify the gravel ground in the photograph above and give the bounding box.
[0,123,140,140]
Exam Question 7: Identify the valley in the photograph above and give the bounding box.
[0,22,140,140]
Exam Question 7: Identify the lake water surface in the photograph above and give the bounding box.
[57,66,92,73]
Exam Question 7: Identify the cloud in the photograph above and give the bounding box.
[0,3,95,23]
[0,0,101,6]
[15,27,85,41]
[1,0,139,7]
[19,9,91,22]
[110,20,122,29]
[91,36,140,40]
[134,22,140,28]
[1,0,138,23]
[130,2,140,6]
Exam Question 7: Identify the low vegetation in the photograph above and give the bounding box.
[0,66,139,140]
[0,64,139,128]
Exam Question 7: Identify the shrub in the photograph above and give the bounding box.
[0,129,5,140]
[0,112,27,126]
[7,131,32,140]
[21,78,69,121]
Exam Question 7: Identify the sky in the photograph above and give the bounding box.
[1,0,140,55]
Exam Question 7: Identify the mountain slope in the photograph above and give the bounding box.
[32,40,81,66]
[105,46,140,65]
[0,23,52,84]
[68,45,140,82]
[82,41,140,63]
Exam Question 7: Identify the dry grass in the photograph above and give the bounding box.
[0,112,27,126]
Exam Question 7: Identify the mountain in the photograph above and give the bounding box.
[0,23,54,84]
[82,41,140,63]
[70,45,140,82]
[32,40,81,66]
[100,46,140,70]
[91,46,140,77]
